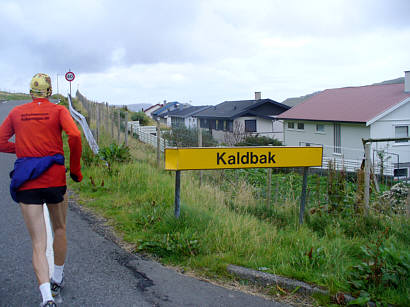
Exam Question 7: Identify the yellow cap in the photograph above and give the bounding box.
[30,73,52,98]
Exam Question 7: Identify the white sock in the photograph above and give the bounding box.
[52,264,64,284]
[39,282,53,303]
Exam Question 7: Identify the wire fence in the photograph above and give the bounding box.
[75,91,169,155]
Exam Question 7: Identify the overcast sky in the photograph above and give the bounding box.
[0,0,409,106]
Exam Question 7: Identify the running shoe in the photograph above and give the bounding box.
[40,300,56,307]
[50,276,64,297]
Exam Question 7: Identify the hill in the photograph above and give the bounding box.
[127,103,151,112]
[281,76,405,107]
[0,91,30,101]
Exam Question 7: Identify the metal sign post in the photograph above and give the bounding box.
[65,70,75,97]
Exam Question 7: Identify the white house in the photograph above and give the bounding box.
[167,106,211,129]
[195,92,290,144]
[278,71,410,177]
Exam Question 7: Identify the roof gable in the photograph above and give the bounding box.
[144,103,162,113]
[195,99,289,119]
[152,101,180,116]
[278,83,410,123]
[367,97,410,125]
[167,106,211,118]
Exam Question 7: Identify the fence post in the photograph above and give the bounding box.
[274,173,279,203]
[111,108,114,140]
[299,167,309,224]
[198,128,203,186]
[364,142,371,216]
[406,186,410,218]
[117,110,121,144]
[156,120,161,168]
[267,168,272,208]
[96,104,100,144]
[106,103,109,133]
[125,112,128,146]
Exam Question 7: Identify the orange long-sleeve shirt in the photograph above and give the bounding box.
[0,98,83,190]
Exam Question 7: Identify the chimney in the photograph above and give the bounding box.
[405,71,410,93]
[255,91,261,100]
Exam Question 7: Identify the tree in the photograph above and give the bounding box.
[130,111,151,126]
[224,122,247,146]
[235,135,282,146]
[163,126,217,147]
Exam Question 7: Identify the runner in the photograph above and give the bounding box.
[0,73,82,306]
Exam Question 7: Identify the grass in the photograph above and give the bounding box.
[65,125,409,306]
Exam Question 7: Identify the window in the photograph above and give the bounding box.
[297,122,304,130]
[394,168,408,177]
[217,120,224,131]
[395,125,409,143]
[333,123,341,154]
[200,119,208,128]
[316,124,325,132]
[209,119,216,130]
[288,122,295,129]
[227,120,233,132]
[245,120,257,132]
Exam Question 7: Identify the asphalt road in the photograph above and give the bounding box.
[0,99,287,307]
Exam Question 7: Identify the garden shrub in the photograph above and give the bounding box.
[235,135,282,146]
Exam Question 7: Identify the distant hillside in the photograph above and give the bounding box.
[127,103,151,112]
[281,76,405,107]
[372,77,404,85]
[0,91,30,101]
[281,91,320,107]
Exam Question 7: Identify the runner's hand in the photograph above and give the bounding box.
[70,173,80,182]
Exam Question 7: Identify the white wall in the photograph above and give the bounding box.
[370,101,410,165]
[283,120,369,160]
[207,116,284,144]
[235,116,284,141]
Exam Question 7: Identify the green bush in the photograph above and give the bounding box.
[347,228,410,305]
[98,143,131,164]
[163,126,217,147]
[235,136,282,146]
[82,143,100,166]
[131,111,151,126]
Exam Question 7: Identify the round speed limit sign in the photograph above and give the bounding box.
[65,71,75,82]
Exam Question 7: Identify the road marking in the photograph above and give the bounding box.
[44,204,54,277]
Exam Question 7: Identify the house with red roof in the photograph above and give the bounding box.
[278,71,410,177]
[143,103,163,119]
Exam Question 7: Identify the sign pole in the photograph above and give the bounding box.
[65,70,75,98]
[299,167,309,225]
[174,171,181,218]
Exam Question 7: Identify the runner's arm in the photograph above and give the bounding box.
[0,114,16,153]
[60,107,83,182]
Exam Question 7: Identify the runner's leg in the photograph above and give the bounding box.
[19,203,49,284]
[47,195,68,266]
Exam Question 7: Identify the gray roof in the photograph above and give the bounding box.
[167,105,211,118]
[194,99,290,119]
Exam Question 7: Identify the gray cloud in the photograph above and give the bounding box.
[0,0,408,103]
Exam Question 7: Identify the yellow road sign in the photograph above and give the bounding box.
[165,146,323,170]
